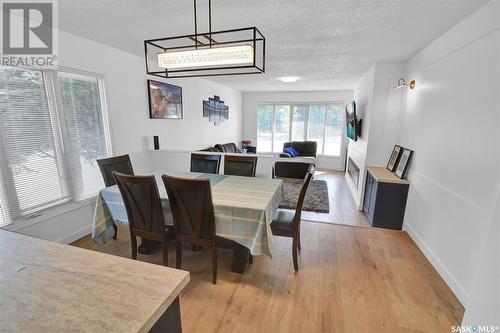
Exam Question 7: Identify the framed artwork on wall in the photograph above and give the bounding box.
[202,95,228,125]
[147,80,183,119]
[387,145,403,172]
[395,148,413,179]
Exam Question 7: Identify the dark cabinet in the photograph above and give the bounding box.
[246,146,257,154]
[363,167,410,230]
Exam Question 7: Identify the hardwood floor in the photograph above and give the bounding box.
[302,169,369,227]
[72,222,464,332]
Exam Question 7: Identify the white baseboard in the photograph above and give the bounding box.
[56,225,92,244]
[404,222,468,306]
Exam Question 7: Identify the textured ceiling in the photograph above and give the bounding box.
[59,0,486,92]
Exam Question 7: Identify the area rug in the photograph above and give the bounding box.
[279,179,330,213]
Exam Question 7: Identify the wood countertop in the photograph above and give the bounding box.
[367,167,410,185]
[0,230,189,333]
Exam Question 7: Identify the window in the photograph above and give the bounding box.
[57,72,108,198]
[257,104,273,153]
[273,105,290,153]
[307,105,326,153]
[257,103,344,156]
[324,104,344,156]
[291,105,306,141]
[0,66,110,226]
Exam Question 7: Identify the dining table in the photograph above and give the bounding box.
[92,172,284,273]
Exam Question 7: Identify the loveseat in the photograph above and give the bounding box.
[277,141,317,164]
[279,141,317,158]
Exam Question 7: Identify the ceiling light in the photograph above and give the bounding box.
[279,76,300,83]
[158,45,254,69]
[395,78,416,90]
[145,0,265,78]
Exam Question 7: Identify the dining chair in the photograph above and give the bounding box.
[190,153,221,174]
[97,154,134,240]
[113,172,169,266]
[97,154,134,187]
[224,155,258,177]
[162,175,220,284]
[273,161,314,179]
[270,164,315,271]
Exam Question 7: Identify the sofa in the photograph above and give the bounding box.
[280,141,317,158]
[277,141,317,164]
[200,142,243,153]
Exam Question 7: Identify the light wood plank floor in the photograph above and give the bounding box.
[72,222,464,332]
[302,170,369,227]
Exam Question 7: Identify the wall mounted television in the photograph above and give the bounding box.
[345,101,362,141]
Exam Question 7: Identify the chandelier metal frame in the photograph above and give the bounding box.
[144,0,265,78]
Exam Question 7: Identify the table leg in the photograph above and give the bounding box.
[216,238,250,274]
[148,296,182,333]
[112,224,118,240]
[231,245,250,273]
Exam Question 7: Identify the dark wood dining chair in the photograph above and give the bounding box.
[224,155,258,177]
[190,153,221,174]
[270,164,315,271]
[162,175,219,284]
[113,172,169,266]
[97,154,134,187]
[96,154,134,240]
[273,161,314,179]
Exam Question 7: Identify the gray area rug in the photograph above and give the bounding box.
[279,179,330,213]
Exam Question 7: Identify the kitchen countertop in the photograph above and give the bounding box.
[0,230,189,333]
[367,166,410,185]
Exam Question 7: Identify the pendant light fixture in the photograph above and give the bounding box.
[144,0,265,78]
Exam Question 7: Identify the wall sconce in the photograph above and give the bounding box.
[394,78,416,90]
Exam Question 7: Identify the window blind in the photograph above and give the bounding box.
[0,67,69,218]
[57,72,107,199]
[0,198,6,226]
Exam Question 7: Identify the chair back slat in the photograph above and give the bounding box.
[97,154,134,187]
[162,175,216,245]
[224,155,257,177]
[190,153,221,174]
[293,165,315,225]
[113,172,165,235]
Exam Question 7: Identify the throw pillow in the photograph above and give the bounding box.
[283,147,300,157]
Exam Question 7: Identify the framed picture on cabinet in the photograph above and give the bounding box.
[395,148,413,179]
[386,145,403,172]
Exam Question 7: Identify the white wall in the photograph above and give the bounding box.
[400,0,500,306]
[3,29,242,243]
[58,32,242,158]
[345,62,405,209]
[345,66,375,207]
[242,90,353,170]
[462,182,499,327]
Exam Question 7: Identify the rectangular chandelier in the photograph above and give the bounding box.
[144,27,265,78]
[158,45,254,69]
